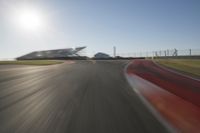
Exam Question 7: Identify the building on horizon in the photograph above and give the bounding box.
[17,46,87,60]
[94,52,110,59]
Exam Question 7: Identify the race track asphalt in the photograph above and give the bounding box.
[0,60,169,133]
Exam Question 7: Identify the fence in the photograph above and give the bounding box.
[116,49,200,58]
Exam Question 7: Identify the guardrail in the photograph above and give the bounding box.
[116,49,200,58]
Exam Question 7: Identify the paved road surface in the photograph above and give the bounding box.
[0,61,168,133]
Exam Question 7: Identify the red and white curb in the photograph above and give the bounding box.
[124,61,200,132]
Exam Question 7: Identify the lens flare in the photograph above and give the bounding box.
[14,7,44,31]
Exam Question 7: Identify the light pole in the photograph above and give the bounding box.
[113,46,116,58]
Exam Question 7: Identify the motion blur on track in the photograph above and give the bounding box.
[0,61,169,133]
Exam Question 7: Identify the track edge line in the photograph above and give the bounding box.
[123,60,176,133]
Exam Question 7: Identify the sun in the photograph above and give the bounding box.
[14,7,44,31]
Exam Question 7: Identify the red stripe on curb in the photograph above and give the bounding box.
[127,60,200,107]
[126,60,200,132]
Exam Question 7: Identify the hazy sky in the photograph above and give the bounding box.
[0,0,200,58]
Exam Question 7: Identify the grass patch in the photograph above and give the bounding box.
[155,59,200,78]
[0,60,63,65]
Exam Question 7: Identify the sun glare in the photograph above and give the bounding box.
[14,7,44,32]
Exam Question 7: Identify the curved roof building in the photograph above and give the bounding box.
[17,47,86,60]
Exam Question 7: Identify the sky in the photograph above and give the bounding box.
[0,0,200,58]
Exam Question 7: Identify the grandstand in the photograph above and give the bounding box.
[17,47,86,60]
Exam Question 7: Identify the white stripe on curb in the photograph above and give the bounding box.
[124,60,176,132]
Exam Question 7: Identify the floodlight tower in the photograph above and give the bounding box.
[113,46,116,58]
